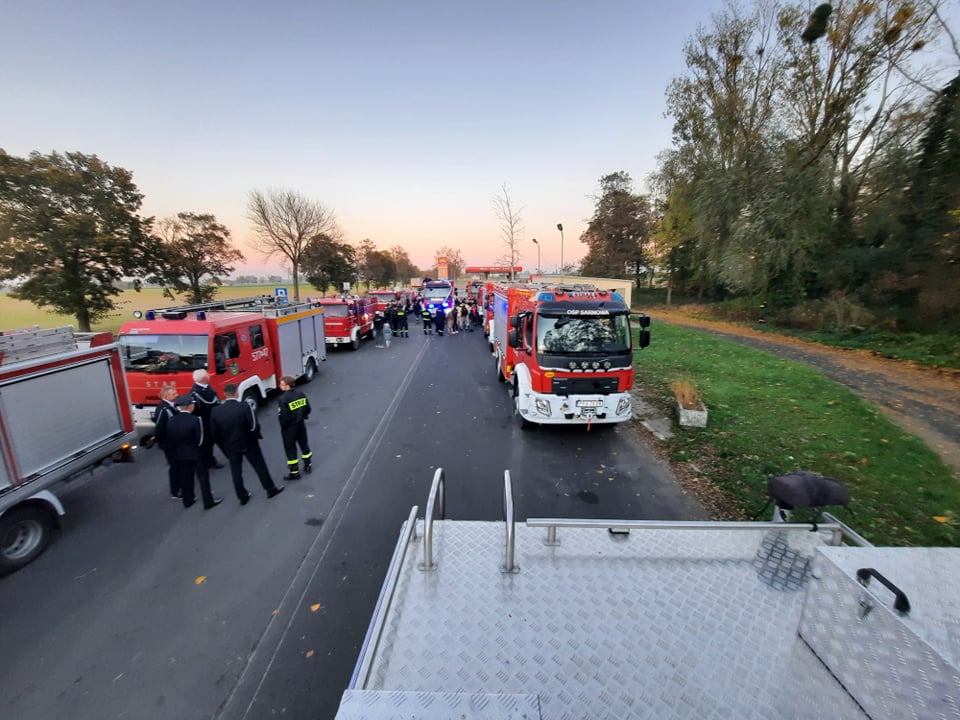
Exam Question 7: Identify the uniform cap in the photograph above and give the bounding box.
[175,394,195,407]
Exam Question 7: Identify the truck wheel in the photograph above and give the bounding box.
[242,389,260,412]
[0,506,55,575]
[301,359,317,383]
[350,334,361,351]
[513,382,533,430]
[495,353,505,382]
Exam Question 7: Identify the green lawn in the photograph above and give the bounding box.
[635,322,959,547]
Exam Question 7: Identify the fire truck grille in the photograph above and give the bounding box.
[551,377,620,395]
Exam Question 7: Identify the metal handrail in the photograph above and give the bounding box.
[527,517,871,547]
[502,470,518,573]
[350,505,419,689]
[419,468,446,570]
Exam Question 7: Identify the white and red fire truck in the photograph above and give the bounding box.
[116,296,326,434]
[318,296,378,350]
[366,289,400,306]
[0,327,136,573]
[492,283,650,428]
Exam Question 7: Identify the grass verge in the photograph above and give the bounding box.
[635,322,959,547]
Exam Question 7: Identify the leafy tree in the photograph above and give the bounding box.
[579,172,651,281]
[366,250,397,287]
[355,238,377,289]
[302,234,358,295]
[388,245,420,282]
[149,212,244,304]
[0,149,156,331]
[246,189,340,302]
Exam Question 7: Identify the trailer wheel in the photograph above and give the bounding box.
[513,382,533,430]
[301,359,317,383]
[0,506,55,575]
[242,389,260,412]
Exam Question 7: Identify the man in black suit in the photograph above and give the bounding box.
[152,385,181,499]
[210,383,284,505]
[167,395,222,510]
[190,369,225,470]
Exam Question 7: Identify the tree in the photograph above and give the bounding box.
[246,189,340,302]
[366,250,397,287]
[302,234,358,295]
[0,149,156,331]
[579,172,651,281]
[149,212,244,304]
[355,238,377,290]
[388,245,420,281]
[492,183,524,279]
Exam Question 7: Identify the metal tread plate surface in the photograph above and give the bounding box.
[352,521,868,720]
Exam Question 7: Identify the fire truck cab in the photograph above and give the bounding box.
[318,296,377,350]
[117,297,325,434]
[494,283,650,428]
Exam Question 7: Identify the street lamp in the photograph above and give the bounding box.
[556,223,564,275]
[531,238,540,274]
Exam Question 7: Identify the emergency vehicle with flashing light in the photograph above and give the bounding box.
[116,296,325,435]
[492,283,650,428]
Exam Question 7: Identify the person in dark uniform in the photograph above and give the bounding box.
[422,305,433,334]
[167,395,222,509]
[372,310,386,348]
[276,375,312,480]
[210,383,284,504]
[190,369,225,470]
[394,303,408,337]
[434,307,446,336]
[152,385,181,499]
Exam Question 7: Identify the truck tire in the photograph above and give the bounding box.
[513,382,533,430]
[242,389,260,412]
[0,505,55,575]
[301,359,317,383]
[350,333,361,351]
[495,352,505,382]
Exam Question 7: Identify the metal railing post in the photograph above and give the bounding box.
[419,468,446,570]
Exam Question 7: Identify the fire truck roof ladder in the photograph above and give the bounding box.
[0,326,77,365]
[144,296,277,316]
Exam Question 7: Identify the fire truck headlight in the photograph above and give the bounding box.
[535,399,551,416]
[603,361,612,369]
[617,397,631,415]
[569,361,577,370]
[592,361,600,369]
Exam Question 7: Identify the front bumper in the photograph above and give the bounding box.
[516,391,632,425]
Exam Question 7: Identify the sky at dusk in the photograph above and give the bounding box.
[4,1,957,277]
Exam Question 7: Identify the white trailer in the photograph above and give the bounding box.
[0,327,137,574]
[335,470,959,719]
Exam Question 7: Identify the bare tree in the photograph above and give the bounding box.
[492,183,524,280]
[246,189,340,301]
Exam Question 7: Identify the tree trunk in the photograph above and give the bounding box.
[76,307,91,332]
[292,260,301,302]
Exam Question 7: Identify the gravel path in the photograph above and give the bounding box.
[652,310,960,478]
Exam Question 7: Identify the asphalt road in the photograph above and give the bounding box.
[0,321,703,720]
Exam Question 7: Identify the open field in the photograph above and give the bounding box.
[0,286,289,335]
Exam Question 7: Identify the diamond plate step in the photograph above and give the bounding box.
[336,690,541,719]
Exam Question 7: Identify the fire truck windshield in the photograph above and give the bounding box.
[117,334,210,373]
[323,304,351,318]
[423,282,453,308]
[537,314,631,354]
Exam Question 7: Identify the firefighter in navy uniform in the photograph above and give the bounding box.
[277,375,312,480]
[422,305,433,334]
[394,303,408,337]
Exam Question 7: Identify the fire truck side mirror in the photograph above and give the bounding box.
[638,329,651,349]
[632,313,651,328]
[508,329,520,349]
[509,314,521,329]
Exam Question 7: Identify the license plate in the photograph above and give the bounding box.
[577,400,603,408]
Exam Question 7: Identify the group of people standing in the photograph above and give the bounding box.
[153,370,314,509]
[419,297,482,336]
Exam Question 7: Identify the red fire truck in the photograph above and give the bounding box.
[492,283,650,428]
[116,297,326,434]
[366,289,400,306]
[0,327,136,573]
[317,296,377,350]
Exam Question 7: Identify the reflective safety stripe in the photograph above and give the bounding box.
[288,397,307,411]
[302,452,313,459]
[287,459,299,466]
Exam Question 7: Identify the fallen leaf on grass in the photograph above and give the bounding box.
[933,516,950,524]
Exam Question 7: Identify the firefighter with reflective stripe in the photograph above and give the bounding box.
[394,303,408,337]
[277,375,312,479]
[422,306,433,334]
